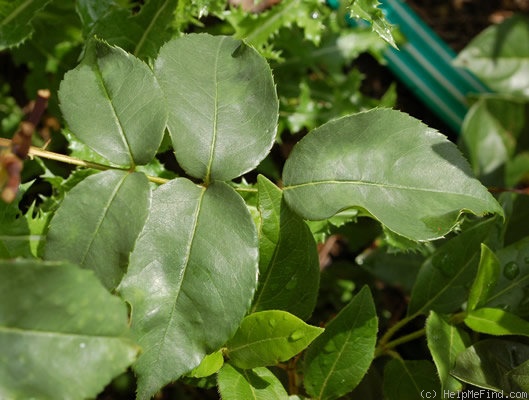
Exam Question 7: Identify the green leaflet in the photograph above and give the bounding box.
[303,286,378,400]
[0,195,32,258]
[252,175,320,319]
[426,312,469,394]
[226,310,323,369]
[467,244,501,312]
[58,38,167,167]
[455,14,529,98]
[44,170,150,290]
[383,359,440,400]
[187,351,224,378]
[217,364,289,400]
[283,109,503,242]
[407,218,496,316]
[118,178,258,400]
[349,0,397,48]
[0,260,138,400]
[0,0,51,50]
[154,33,278,182]
[465,308,529,337]
[452,339,529,392]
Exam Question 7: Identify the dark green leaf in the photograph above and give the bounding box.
[383,359,440,400]
[251,175,320,319]
[455,15,529,97]
[408,218,496,316]
[217,364,289,400]
[59,39,167,166]
[0,0,51,50]
[283,109,503,242]
[508,359,529,392]
[226,310,323,369]
[118,178,258,400]
[155,34,278,182]
[452,339,529,392]
[0,259,138,400]
[467,243,501,311]
[304,286,378,400]
[465,308,529,336]
[426,311,470,393]
[45,170,150,290]
[0,196,32,258]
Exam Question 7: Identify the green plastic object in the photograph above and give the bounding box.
[329,0,491,133]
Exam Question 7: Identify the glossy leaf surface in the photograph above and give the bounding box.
[349,0,397,48]
[251,175,320,319]
[0,260,138,400]
[407,218,496,316]
[304,286,378,400]
[426,311,469,393]
[226,310,323,369]
[45,170,150,290]
[467,244,501,312]
[119,178,258,400]
[217,364,289,400]
[0,0,51,50]
[455,15,529,98]
[452,339,529,392]
[59,39,167,166]
[155,33,278,182]
[283,109,503,242]
[465,308,529,337]
[383,359,440,400]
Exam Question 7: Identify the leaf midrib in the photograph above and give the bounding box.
[0,325,125,339]
[134,0,170,57]
[1,0,35,26]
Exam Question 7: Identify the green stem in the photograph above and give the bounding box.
[376,328,426,357]
[378,311,421,348]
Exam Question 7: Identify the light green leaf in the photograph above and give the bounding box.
[251,175,320,319]
[0,0,51,50]
[82,0,178,60]
[283,109,503,242]
[451,339,529,392]
[303,286,378,400]
[467,244,501,311]
[187,351,224,378]
[349,0,397,48]
[226,310,323,369]
[217,364,289,400]
[465,308,529,337]
[454,14,529,97]
[118,178,258,400]
[59,38,167,166]
[0,259,138,400]
[44,170,150,290]
[426,311,470,394]
[383,359,440,400]
[154,33,278,182]
[407,217,496,316]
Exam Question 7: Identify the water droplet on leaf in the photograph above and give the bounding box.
[268,318,277,328]
[432,253,456,277]
[503,261,520,280]
[289,330,304,342]
[286,278,298,290]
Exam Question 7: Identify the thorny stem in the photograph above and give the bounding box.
[0,138,168,185]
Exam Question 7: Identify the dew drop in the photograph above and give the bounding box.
[323,341,337,354]
[286,278,298,290]
[268,318,277,328]
[289,330,304,342]
[503,261,520,280]
[80,342,86,349]
[432,253,456,277]
[524,256,529,264]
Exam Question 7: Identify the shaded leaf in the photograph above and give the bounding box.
[0,0,51,50]
[455,14,529,97]
[303,286,378,400]
[154,33,278,182]
[118,178,258,400]
[251,175,320,319]
[467,243,501,311]
[0,259,138,400]
[45,170,150,290]
[283,109,503,242]
[452,339,529,392]
[426,311,470,393]
[59,38,167,166]
[465,308,529,337]
[408,217,496,316]
[226,310,323,369]
[217,364,289,400]
[508,359,529,392]
[383,359,440,400]
[0,195,32,258]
